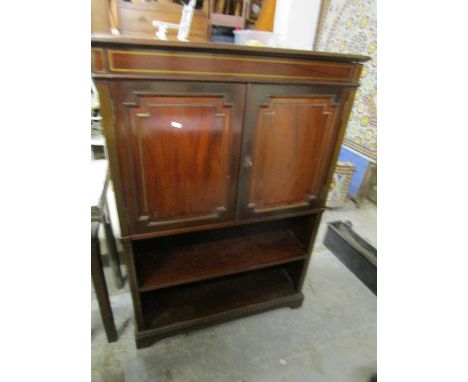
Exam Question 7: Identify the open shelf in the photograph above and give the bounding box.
[134,219,307,291]
[141,265,302,331]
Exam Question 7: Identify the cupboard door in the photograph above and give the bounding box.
[238,85,344,219]
[112,82,245,233]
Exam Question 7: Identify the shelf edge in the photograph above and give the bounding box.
[138,256,307,293]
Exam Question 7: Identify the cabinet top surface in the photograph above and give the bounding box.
[91,35,370,63]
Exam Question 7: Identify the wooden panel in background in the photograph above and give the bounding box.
[255,0,276,31]
[92,0,111,33]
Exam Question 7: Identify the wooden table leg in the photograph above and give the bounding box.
[103,201,124,289]
[92,234,118,343]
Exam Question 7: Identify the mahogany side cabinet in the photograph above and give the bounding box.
[91,36,369,348]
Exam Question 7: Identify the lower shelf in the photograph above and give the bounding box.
[139,266,303,341]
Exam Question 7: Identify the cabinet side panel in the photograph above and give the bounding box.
[122,241,145,330]
[295,212,323,291]
[95,81,131,235]
[319,64,364,203]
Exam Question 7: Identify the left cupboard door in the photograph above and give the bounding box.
[107,81,246,235]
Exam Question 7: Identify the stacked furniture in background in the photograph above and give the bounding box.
[210,0,248,29]
[92,0,211,42]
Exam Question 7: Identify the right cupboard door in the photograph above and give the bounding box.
[238,84,345,219]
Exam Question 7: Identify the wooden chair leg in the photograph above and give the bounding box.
[91,235,118,343]
[103,201,124,289]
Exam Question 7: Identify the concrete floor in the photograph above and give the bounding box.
[92,199,377,382]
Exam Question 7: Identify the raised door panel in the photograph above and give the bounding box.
[238,85,344,219]
[112,82,245,234]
